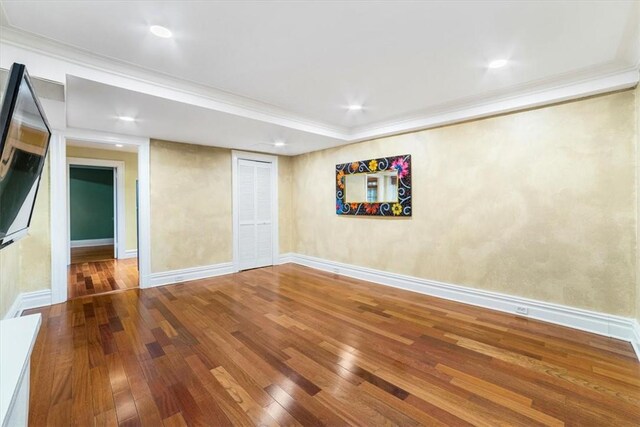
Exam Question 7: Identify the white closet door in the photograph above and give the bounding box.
[237,159,273,271]
[237,161,256,270]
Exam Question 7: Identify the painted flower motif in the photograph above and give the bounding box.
[390,157,409,179]
[365,203,379,214]
[336,170,345,189]
[350,202,359,210]
[392,203,403,216]
[351,161,360,172]
[369,159,378,172]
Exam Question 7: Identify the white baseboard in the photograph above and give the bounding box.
[70,238,114,248]
[286,253,640,361]
[149,262,234,288]
[3,290,52,320]
[632,320,640,359]
[3,294,23,320]
[278,252,294,265]
[121,249,138,259]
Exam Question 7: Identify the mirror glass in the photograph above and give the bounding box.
[344,171,398,203]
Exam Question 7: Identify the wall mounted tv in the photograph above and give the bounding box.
[0,63,51,249]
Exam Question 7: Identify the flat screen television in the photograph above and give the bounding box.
[0,63,51,249]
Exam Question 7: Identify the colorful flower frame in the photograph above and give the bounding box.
[336,154,412,216]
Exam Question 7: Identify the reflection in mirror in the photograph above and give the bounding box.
[345,171,398,203]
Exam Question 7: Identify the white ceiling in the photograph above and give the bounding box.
[67,138,138,154]
[1,1,639,154]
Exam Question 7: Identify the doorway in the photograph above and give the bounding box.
[232,151,279,271]
[66,148,139,298]
[69,165,116,263]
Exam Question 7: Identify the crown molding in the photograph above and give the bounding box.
[1,25,638,150]
[349,67,639,142]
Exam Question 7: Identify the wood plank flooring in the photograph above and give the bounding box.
[71,245,116,264]
[68,257,138,299]
[27,264,640,426]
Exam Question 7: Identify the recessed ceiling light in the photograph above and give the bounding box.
[115,144,124,148]
[488,59,508,69]
[274,141,286,147]
[150,25,172,38]
[348,104,363,111]
[118,116,135,122]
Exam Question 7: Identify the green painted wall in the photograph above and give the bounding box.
[70,167,114,241]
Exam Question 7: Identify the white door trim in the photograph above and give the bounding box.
[231,150,279,272]
[67,157,126,262]
[50,128,151,305]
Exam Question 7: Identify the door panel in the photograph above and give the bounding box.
[238,224,256,269]
[238,163,255,223]
[237,159,274,271]
[256,166,271,222]
[256,223,272,267]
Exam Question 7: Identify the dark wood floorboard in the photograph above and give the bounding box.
[71,245,116,264]
[68,255,138,300]
[26,264,640,426]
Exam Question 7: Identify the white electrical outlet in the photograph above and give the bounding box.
[515,306,528,315]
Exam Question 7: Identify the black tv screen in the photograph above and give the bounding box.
[0,63,51,249]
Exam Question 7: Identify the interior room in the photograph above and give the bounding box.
[0,1,639,426]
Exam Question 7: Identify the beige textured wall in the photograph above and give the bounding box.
[293,90,636,317]
[150,140,233,272]
[0,239,20,317]
[279,156,294,254]
[67,145,138,250]
[0,158,51,317]
[18,159,51,293]
[636,85,640,323]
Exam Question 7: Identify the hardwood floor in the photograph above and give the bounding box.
[27,264,639,426]
[68,257,138,299]
[71,245,116,264]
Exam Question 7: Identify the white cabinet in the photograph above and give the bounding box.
[0,314,41,427]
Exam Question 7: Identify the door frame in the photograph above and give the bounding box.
[67,157,126,263]
[231,150,279,272]
[50,128,152,305]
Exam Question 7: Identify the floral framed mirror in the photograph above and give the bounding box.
[336,154,411,216]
